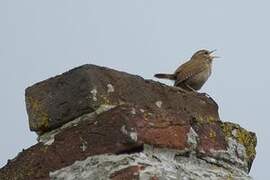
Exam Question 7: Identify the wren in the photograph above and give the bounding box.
[154,49,219,91]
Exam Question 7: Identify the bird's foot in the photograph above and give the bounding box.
[200,92,211,98]
[171,86,188,93]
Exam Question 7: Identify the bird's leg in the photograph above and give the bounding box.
[171,86,187,93]
[200,92,211,98]
[185,84,197,92]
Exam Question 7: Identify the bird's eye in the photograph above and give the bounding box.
[204,51,209,55]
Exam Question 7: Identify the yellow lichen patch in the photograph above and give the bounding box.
[194,115,216,124]
[206,116,216,123]
[100,94,112,105]
[226,173,233,180]
[209,129,217,141]
[221,122,257,161]
[236,128,257,160]
[27,96,40,112]
[27,96,49,131]
[196,116,205,123]
[37,112,49,130]
[141,111,149,121]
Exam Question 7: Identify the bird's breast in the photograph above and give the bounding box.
[186,65,212,90]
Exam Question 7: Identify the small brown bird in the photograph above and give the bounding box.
[154,49,219,91]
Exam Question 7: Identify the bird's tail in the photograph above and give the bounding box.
[154,73,176,80]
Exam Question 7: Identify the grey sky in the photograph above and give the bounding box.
[0,0,269,179]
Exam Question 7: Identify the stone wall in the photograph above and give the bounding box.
[0,64,257,180]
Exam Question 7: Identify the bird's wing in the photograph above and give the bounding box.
[174,60,206,85]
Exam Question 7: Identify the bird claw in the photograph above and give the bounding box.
[171,86,187,93]
[200,92,211,98]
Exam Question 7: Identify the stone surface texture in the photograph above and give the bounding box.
[0,64,256,180]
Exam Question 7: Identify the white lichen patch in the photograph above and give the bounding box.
[80,143,87,152]
[43,137,55,146]
[121,125,128,135]
[50,145,252,180]
[38,105,115,146]
[38,131,58,146]
[121,125,137,142]
[155,101,163,108]
[130,132,138,142]
[131,107,136,115]
[107,84,114,93]
[226,138,246,160]
[95,105,116,115]
[208,137,248,173]
[90,88,98,101]
[232,129,238,137]
[80,137,88,152]
[187,127,198,151]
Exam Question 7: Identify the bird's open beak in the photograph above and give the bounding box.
[209,49,220,59]
[209,49,217,54]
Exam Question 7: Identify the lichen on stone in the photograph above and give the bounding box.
[155,101,163,108]
[194,115,216,124]
[107,84,115,93]
[221,122,257,172]
[209,129,217,140]
[49,145,252,180]
[90,88,98,101]
[26,96,49,131]
[121,125,138,142]
[100,94,112,105]
[187,127,198,151]
[221,122,257,161]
